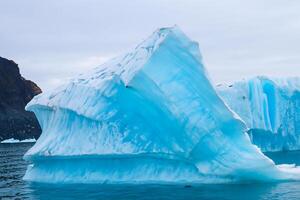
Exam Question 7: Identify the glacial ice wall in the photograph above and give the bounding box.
[218,77,300,152]
[24,27,300,183]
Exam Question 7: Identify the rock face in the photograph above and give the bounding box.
[0,56,42,141]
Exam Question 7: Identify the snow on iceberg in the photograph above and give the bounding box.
[24,27,300,183]
[218,77,300,152]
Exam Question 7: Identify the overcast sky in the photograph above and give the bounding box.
[1,0,300,91]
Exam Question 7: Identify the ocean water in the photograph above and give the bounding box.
[1,143,300,200]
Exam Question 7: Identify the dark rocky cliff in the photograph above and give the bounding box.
[0,57,42,141]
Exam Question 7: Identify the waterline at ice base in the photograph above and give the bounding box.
[23,26,300,184]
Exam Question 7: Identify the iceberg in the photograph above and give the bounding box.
[1,138,36,143]
[24,27,300,183]
[217,77,300,152]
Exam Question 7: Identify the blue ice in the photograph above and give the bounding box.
[24,27,300,183]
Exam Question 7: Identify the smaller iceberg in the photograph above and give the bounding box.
[218,77,300,152]
[1,138,36,143]
[24,27,300,183]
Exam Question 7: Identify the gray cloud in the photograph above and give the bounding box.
[1,0,300,91]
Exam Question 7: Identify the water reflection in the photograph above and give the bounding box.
[25,182,300,200]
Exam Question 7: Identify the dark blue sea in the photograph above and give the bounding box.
[1,143,300,200]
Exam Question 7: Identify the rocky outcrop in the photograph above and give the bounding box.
[0,56,42,141]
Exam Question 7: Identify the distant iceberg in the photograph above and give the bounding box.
[218,77,300,152]
[24,27,300,183]
[1,138,36,143]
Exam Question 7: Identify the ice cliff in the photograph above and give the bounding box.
[218,77,300,152]
[24,27,300,183]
